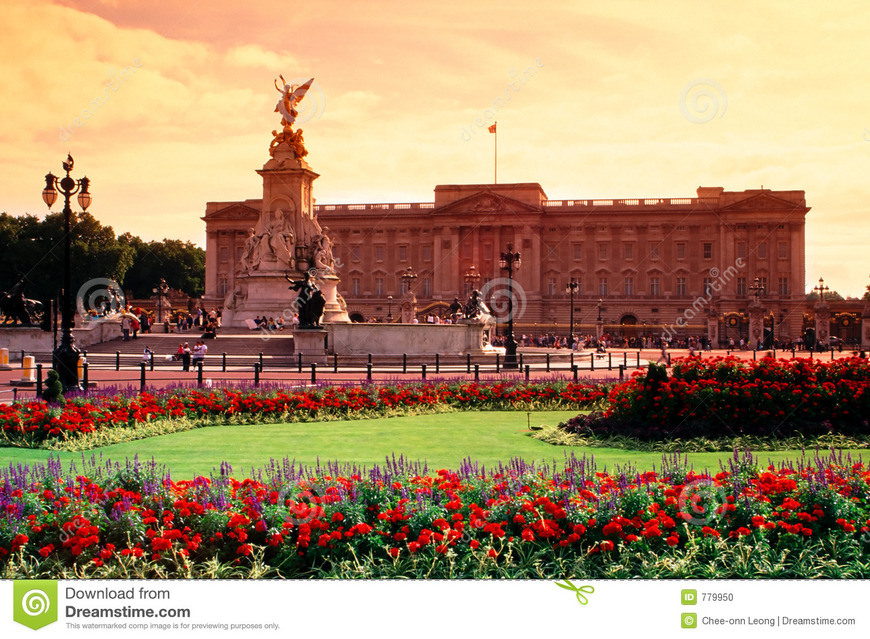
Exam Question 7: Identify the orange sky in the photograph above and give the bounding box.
[2,0,869,296]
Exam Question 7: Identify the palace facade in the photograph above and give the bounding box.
[204,181,815,346]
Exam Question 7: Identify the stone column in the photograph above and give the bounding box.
[747,302,766,350]
[814,302,831,349]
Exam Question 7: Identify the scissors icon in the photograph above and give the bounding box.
[555,580,595,605]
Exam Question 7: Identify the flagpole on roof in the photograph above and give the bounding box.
[489,121,498,184]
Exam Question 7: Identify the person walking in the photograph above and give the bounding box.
[181,342,191,371]
[192,340,207,368]
[656,341,669,365]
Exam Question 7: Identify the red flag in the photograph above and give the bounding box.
[488,123,497,134]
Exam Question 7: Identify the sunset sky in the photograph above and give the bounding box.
[3,0,870,296]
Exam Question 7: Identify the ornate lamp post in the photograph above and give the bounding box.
[42,154,91,391]
[387,295,393,320]
[498,243,521,369]
[813,277,829,302]
[748,277,765,304]
[463,265,480,296]
[152,278,169,325]
[400,266,418,294]
[565,278,579,348]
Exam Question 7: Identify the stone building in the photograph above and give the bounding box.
[204,178,811,346]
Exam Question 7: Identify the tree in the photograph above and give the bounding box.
[0,212,203,307]
[121,237,205,298]
[806,291,844,302]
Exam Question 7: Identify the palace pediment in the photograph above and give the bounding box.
[205,203,261,220]
[721,192,805,212]
[434,190,542,217]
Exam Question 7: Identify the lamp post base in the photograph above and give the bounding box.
[53,341,81,391]
[503,336,519,369]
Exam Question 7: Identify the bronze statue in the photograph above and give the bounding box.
[285,271,325,329]
[0,279,42,326]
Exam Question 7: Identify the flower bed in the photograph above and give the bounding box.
[559,357,870,441]
[0,381,607,448]
[1,451,869,579]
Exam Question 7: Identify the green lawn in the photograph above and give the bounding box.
[1,411,866,478]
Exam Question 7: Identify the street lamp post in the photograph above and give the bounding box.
[463,265,480,296]
[387,295,393,321]
[749,277,765,304]
[400,266,418,294]
[498,243,521,369]
[152,278,169,326]
[813,277,829,302]
[42,154,92,391]
[565,278,579,348]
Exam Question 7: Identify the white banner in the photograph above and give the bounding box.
[2,580,866,637]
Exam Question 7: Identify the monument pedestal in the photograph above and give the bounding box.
[292,328,328,364]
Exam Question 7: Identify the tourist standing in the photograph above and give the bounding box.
[182,342,191,371]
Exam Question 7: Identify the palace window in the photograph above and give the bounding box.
[218,277,228,296]
[220,247,229,263]
[736,242,746,259]
[422,277,432,297]
[598,244,607,261]
[778,241,788,259]
[649,243,660,261]
[422,245,432,262]
[676,242,686,260]
[398,245,408,262]
[736,277,747,296]
[375,277,384,295]
[547,278,557,295]
[573,244,583,261]
[547,245,558,261]
[598,277,608,297]
[623,243,634,261]
[483,242,493,260]
[704,277,713,296]
[375,245,384,262]
[650,277,660,297]
[352,246,361,262]
[676,277,687,296]
[778,277,789,296]
[757,242,767,259]
[624,277,634,296]
[703,242,713,260]
[351,278,361,296]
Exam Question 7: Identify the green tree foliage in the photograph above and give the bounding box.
[0,212,204,304]
[119,235,205,298]
[806,290,844,302]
